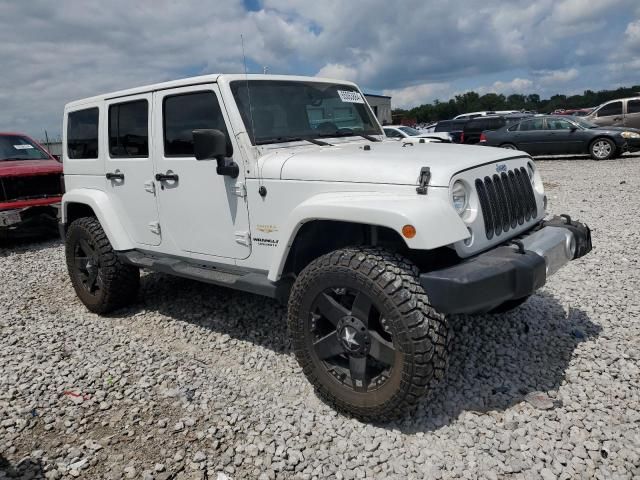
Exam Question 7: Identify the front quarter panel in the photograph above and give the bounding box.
[267,189,469,280]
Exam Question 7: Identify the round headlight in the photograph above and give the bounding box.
[451,180,468,214]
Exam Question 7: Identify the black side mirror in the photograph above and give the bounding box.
[193,129,239,178]
[570,126,578,132]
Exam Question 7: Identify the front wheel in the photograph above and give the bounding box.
[288,247,449,421]
[590,138,615,160]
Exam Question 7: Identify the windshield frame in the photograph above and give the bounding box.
[230,80,383,146]
[0,134,52,161]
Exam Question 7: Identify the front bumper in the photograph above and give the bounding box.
[0,204,60,230]
[420,215,592,314]
[623,138,640,152]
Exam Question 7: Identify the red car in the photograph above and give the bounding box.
[0,133,64,235]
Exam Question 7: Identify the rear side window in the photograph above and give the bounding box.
[518,119,544,131]
[109,100,148,157]
[597,101,622,117]
[163,91,231,157]
[67,108,99,159]
[628,100,640,114]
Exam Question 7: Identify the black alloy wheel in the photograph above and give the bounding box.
[309,286,397,393]
[73,236,103,295]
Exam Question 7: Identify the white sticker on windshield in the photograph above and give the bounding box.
[13,144,34,150]
[337,90,365,104]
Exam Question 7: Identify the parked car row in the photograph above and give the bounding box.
[396,96,640,159]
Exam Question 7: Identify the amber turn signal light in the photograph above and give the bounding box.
[402,225,416,239]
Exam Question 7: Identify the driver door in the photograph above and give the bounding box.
[151,84,251,260]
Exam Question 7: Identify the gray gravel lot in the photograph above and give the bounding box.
[1,155,639,479]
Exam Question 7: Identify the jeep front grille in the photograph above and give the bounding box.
[475,167,537,240]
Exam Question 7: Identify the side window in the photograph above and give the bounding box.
[163,91,231,157]
[109,100,148,157]
[384,129,401,138]
[519,119,544,131]
[628,100,640,114]
[597,101,622,117]
[546,119,573,130]
[67,107,99,159]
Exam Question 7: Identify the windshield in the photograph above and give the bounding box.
[399,126,421,136]
[572,118,598,129]
[0,135,51,161]
[231,80,382,145]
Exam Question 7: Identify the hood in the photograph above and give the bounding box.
[0,159,63,177]
[271,141,526,187]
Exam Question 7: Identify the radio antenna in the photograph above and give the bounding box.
[241,34,262,186]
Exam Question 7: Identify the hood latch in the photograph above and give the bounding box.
[416,167,431,195]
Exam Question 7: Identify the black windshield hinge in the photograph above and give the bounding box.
[416,167,431,195]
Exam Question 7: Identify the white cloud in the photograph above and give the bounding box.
[480,78,535,95]
[539,68,579,85]
[316,64,359,82]
[382,83,452,109]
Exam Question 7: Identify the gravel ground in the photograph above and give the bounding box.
[1,155,639,480]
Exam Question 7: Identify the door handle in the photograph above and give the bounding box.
[106,172,124,180]
[155,172,179,182]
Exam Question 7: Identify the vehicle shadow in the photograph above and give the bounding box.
[120,274,599,430]
[0,453,45,479]
[0,229,60,256]
[398,291,600,432]
[123,272,292,353]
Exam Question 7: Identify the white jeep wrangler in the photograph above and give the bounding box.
[60,74,592,420]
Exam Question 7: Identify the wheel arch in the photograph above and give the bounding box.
[61,189,133,251]
[267,192,469,281]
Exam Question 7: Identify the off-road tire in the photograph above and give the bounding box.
[288,247,449,421]
[65,217,139,314]
[589,137,615,160]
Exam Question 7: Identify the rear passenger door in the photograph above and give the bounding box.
[624,99,640,129]
[104,94,161,246]
[511,118,546,154]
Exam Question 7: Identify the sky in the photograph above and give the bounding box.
[1,0,639,139]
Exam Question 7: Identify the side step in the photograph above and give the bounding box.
[119,251,291,301]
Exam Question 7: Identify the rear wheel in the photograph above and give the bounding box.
[65,217,140,314]
[288,247,449,421]
[500,143,518,150]
[589,138,615,160]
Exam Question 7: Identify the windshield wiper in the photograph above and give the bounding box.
[255,136,330,146]
[317,129,380,142]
